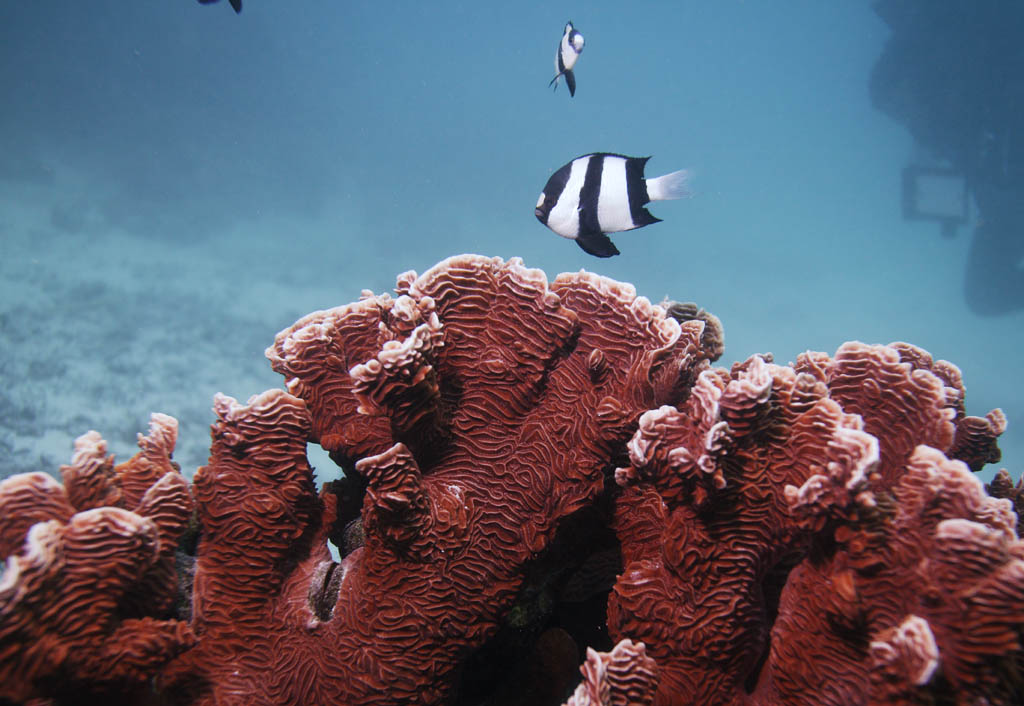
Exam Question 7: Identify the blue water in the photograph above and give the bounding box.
[1,1,1020,481]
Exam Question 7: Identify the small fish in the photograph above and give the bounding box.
[535,153,691,257]
[198,0,242,13]
[550,21,584,97]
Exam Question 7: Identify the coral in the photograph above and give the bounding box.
[2,255,1018,706]
[988,467,1024,535]
[0,415,195,704]
[609,342,1021,705]
[561,639,659,706]
[157,254,718,705]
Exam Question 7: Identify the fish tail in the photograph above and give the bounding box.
[646,169,693,201]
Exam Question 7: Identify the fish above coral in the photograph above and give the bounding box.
[535,153,692,256]
[0,254,1019,706]
[550,21,585,97]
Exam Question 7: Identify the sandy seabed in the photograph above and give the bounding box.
[0,173,352,480]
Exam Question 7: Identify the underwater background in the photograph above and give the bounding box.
[1,0,1020,484]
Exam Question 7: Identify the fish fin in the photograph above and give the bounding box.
[646,169,692,201]
[566,70,576,97]
[576,231,620,258]
[229,0,242,12]
[632,208,662,228]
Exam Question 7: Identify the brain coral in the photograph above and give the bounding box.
[609,344,1021,705]
[0,415,194,704]
[0,254,1017,706]
[160,254,719,705]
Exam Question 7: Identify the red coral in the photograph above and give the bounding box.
[4,257,1018,706]
[988,467,1024,536]
[0,414,195,704]
[769,446,1024,705]
[160,255,715,705]
[561,639,659,706]
[609,342,1021,705]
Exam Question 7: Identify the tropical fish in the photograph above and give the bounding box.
[550,21,585,97]
[535,153,691,257]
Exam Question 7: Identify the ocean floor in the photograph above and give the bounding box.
[0,169,357,482]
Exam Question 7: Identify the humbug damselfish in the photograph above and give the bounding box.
[535,153,691,257]
[550,21,585,97]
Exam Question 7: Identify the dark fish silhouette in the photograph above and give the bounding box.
[198,0,242,14]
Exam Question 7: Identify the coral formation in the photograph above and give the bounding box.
[609,343,1020,705]
[561,639,659,706]
[0,255,1018,706]
[0,415,194,704]
[162,254,717,705]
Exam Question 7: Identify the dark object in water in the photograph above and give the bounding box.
[198,0,242,14]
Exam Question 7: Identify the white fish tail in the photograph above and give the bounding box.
[646,169,692,201]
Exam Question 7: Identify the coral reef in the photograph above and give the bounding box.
[0,255,1018,706]
[161,254,717,705]
[609,344,1021,705]
[0,415,194,704]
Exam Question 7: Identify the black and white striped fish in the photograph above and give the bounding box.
[550,21,584,97]
[534,153,691,257]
